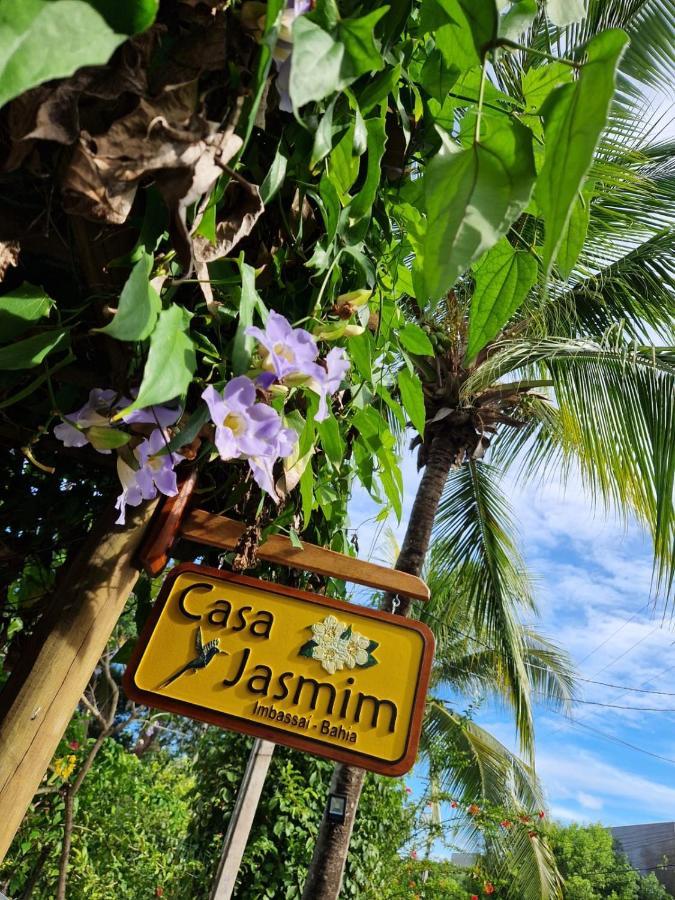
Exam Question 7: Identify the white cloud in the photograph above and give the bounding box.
[577,792,604,810]
[536,745,675,822]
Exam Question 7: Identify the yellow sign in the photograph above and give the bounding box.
[124,564,434,775]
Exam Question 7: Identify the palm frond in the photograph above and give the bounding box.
[487,825,564,900]
[469,338,675,601]
[554,229,675,342]
[430,462,538,755]
[431,629,575,716]
[423,700,544,810]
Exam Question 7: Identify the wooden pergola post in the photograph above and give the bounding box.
[0,500,157,861]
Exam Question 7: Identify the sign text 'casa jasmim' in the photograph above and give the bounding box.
[124,564,434,775]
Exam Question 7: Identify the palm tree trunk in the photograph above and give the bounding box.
[301,436,458,900]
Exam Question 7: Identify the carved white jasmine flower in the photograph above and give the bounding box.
[311,637,348,675]
[311,615,345,643]
[342,631,370,668]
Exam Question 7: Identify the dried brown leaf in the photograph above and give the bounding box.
[193,177,264,264]
[0,241,20,281]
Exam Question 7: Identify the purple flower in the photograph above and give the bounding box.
[54,388,129,452]
[310,347,350,421]
[248,421,297,501]
[246,312,318,383]
[54,389,181,454]
[202,376,298,502]
[122,396,182,429]
[114,429,182,525]
[202,377,286,460]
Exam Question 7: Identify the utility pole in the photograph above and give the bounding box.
[209,739,275,900]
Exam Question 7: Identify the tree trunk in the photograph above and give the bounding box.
[301,436,458,900]
[0,499,156,863]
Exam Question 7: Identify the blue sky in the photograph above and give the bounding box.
[348,452,675,829]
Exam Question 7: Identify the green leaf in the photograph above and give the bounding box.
[289,528,304,549]
[289,9,387,109]
[327,124,359,200]
[95,253,160,342]
[546,0,586,27]
[298,639,316,658]
[311,99,339,169]
[455,0,498,53]
[118,306,195,413]
[232,260,264,375]
[466,240,537,362]
[348,331,372,380]
[420,48,460,103]
[0,0,133,109]
[290,18,343,109]
[356,64,400,114]
[349,111,387,222]
[557,185,592,279]
[85,0,157,34]
[299,463,314,528]
[423,116,536,302]
[420,0,497,62]
[398,323,434,356]
[499,0,537,40]
[260,144,288,205]
[316,415,344,464]
[397,368,426,435]
[86,426,131,451]
[338,8,388,78]
[536,29,629,276]
[0,329,68,370]
[157,403,210,456]
[0,283,53,341]
[521,62,573,112]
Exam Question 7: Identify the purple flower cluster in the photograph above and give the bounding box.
[53,388,182,523]
[53,313,349,519]
[114,428,182,525]
[246,311,349,421]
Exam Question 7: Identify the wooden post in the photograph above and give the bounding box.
[209,739,275,900]
[0,500,157,862]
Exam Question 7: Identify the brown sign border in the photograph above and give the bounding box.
[123,563,434,776]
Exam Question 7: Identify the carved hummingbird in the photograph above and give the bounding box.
[159,626,226,688]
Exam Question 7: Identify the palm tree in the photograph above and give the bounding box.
[302,1,675,896]
[417,532,575,899]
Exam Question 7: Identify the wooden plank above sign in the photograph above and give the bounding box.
[123,564,434,776]
[178,509,430,601]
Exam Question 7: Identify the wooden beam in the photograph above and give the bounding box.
[179,509,430,601]
[0,500,157,862]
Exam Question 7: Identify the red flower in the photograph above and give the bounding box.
[485,883,495,895]
[405,787,412,794]
[155,890,164,898]
[410,850,418,859]
[538,811,545,819]
[471,895,479,900]
[467,804,481,816]
[68,741,80,750]
[500,820,512,829]
[451,800,458,808]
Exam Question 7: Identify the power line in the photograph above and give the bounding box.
[427,613,675,699]
[591,624,662,677]
[553,715,675,767]
[534,693,675,713]
[575,601,652,667]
